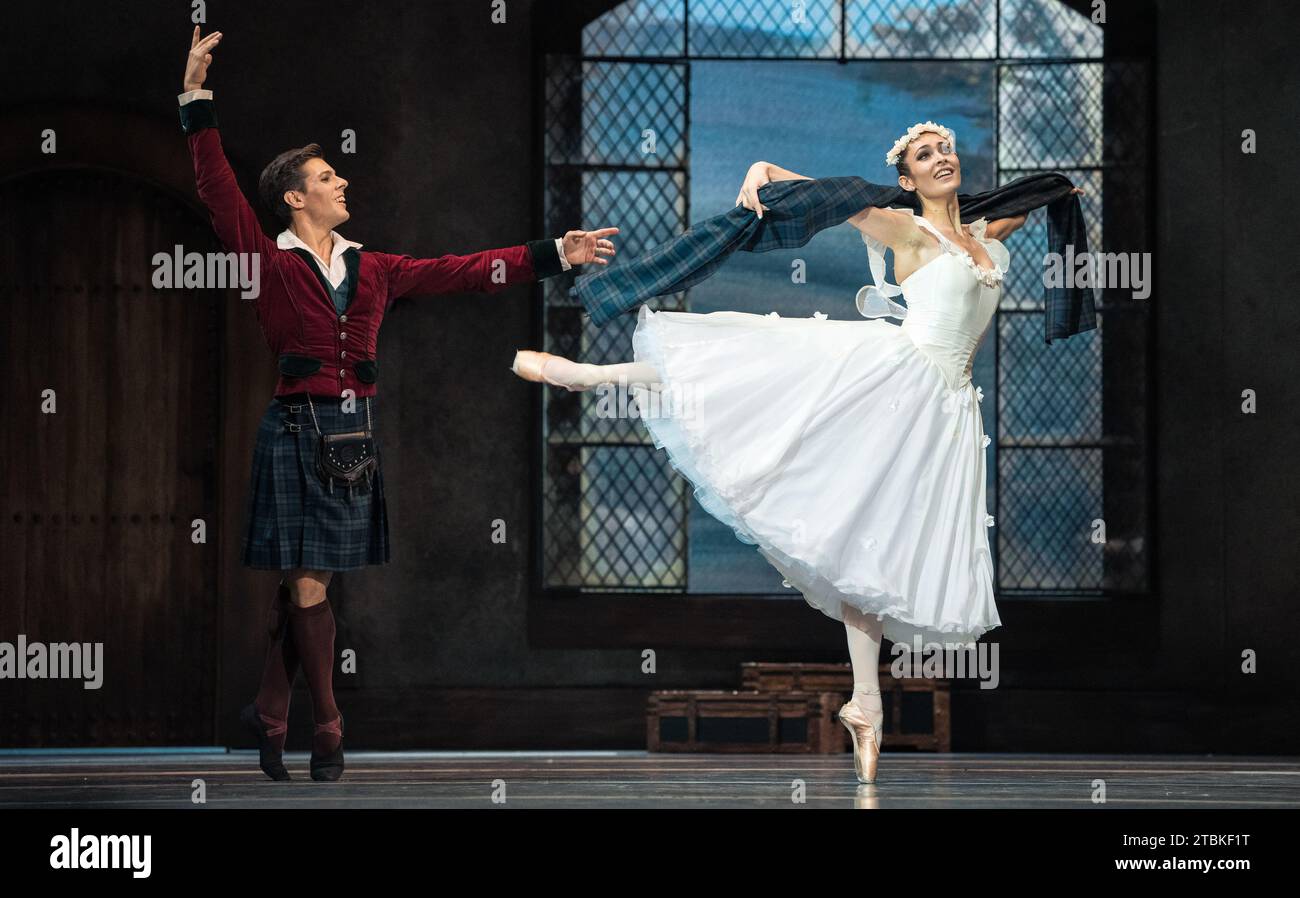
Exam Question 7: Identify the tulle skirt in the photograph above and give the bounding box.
[630,304,1000,647]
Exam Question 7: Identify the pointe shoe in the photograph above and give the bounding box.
[240,703,291,782]
[838,698,883,784]
[310,714,345,782]
[510,350,592,392]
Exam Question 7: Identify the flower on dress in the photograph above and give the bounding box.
[984,514,995,527]
[981,434,991,448]
[975,385,984,403]
[861,536,878,550]
[812,311,827,320]
[889,397,900,411]
[941,385,974,414]
[766,311,780,319]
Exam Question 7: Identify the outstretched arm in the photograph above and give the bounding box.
[985,186,1085,240]
[178,26,279,261]
[381,243,553,301]
[984,213,1027,241]
[847,206,923,255]
[735,160,813,218]
[381,227,619,302]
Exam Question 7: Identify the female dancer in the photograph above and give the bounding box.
[513,123,1083,783]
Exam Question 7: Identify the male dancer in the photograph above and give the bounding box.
[180,27,617,781]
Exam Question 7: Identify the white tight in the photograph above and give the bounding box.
[543,357,662,388]
[843,605,885,734]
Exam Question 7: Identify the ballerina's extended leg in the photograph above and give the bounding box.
[511,350,660,391]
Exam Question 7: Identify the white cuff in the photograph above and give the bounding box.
[555,237,571,271]
[178,88,213,105]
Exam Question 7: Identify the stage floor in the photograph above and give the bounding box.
[2,751,1298,808]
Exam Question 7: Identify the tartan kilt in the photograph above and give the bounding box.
[241,393,390,571]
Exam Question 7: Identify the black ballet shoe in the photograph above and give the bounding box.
[240,703,291,782]
[310,715,345,782]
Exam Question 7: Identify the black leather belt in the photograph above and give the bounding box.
[281,400,308,432]
[277,392,373,433]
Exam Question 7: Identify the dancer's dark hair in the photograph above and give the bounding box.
[258,143,324,224]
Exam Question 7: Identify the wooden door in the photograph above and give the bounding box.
[0,169,226,745]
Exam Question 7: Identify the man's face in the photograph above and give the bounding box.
[288,157,349,228]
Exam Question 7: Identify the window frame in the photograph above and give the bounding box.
[529,0,1158,653]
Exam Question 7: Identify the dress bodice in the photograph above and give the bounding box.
[855,209,1010,391]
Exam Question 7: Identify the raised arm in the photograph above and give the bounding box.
[984,213,1028,241]
[735,160,813,219]
[847,206,923,251]
[178,27,279,260]
[984,186,1084,240]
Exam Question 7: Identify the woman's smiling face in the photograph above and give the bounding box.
[900,131,960,197]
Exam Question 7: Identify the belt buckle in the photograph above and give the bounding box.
[284,421,303,433]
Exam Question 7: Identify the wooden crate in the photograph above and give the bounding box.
[740,662,951,752]
[646,690,842,753]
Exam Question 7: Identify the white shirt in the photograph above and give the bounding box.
[277,229,362,289]
[177,89,572,276]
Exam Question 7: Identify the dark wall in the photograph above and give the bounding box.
[2,0,1297,751]
[1153,0,1300,737]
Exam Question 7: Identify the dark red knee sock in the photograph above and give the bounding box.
[252,582,299,753]
[287,598,342,756]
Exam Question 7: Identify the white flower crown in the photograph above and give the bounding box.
[885,121,956,167]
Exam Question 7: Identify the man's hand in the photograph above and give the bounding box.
[562,227,619,267]
[184,26,223,93]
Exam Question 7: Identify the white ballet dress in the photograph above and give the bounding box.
[630,210,1008,647]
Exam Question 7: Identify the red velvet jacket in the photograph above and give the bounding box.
[181,99,565,398]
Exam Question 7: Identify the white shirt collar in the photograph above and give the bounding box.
[277,228,364,289]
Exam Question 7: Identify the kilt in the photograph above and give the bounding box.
[241,393,391,571]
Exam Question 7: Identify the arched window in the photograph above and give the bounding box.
[538,0,1150,605]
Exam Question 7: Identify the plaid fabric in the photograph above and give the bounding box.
[242,395,390,571]
[573,173,1095,345]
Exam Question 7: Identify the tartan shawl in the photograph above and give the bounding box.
[571,172,1095,345]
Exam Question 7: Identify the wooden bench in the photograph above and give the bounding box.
[644,662,951,754]
[646,690,842,753]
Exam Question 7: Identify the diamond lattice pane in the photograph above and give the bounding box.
[688,0,841,58]
[583,0,686,57]
[1000,0,1103,59]
[999,63,1103,169]
[846,0,996,59]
